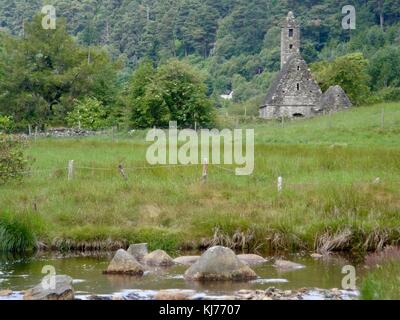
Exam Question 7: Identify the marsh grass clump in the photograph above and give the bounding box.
[361,261,400,300]
[49,226,182,254]
[201,227,263,252]
[0,212,37,252]
[365,246,400,268]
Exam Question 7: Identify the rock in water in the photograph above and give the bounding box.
[173,256,200,266]
[237,254,267,266]
[0,290,13,297]
[143,250,175,267]
[155,289,196,300]
[24,275,74,300]
[104,249,145,275]
[127,243,148,261]
[184,246,257,281]
[273,260,305,270]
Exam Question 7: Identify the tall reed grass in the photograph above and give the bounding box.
[0,212,37,252]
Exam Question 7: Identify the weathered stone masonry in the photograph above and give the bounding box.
[260,11,351,120]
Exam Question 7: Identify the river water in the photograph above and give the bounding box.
[0,252,361,300]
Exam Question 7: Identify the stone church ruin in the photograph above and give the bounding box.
[259,12,352,119]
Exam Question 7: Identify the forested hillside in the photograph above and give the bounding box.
[0,0,399,128]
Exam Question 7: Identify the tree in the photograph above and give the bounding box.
[67,97,111,130]
[311,53,370,105]
[368,46,400,90]
[2,0,400,113]
[129,59,214,129]
[127,60,156,127]
[0,15,118,128]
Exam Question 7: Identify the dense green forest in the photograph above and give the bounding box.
[0,0,399,129]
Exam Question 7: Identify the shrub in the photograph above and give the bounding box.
[0,212,37,252]
[366,87,400,104]
[378,87,400,102]
[311,53,370,105]
[66,97,111,130]
[129,59,215,129]
[0,115,15,133]
[0,134,29,184]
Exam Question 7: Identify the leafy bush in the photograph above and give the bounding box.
[378,87,400,102]
[311,53,371,105]
[368,46,400,90]
[128,59,215,129]
[0,115,15,133]
[0,212,37,252]
[365,87,400,104]
[67,97,111,130]
[0,135,29,184]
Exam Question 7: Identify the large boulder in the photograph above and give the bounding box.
[237,254,267,266]
[127,243,148,261]
[143,250,175,267]
[184,246,257,281]
[24,275,74,300]
[104,249,145,275]
[173,256,200,266]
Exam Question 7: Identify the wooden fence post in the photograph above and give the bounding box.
[34,126,38,142]
[118,164,128,180]
[28,124,32,137]
[68,160,74,181]
[278,176,283,193]
[202,158,208,183]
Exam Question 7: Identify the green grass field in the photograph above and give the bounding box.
[1,103,399,253]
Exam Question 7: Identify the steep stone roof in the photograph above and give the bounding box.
[261,53,322,108]
[319,85,352,111]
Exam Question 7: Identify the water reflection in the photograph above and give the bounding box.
[0,251,362,298]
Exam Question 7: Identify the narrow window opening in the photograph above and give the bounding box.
[296,83,300,91]
[289,29,294,37]
[289,44,293,49]
[297,66,300,70]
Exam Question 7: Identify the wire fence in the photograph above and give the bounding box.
[2,161,399,192]
[1,162,210,178]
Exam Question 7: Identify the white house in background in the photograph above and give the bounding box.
[221,91,234,100]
